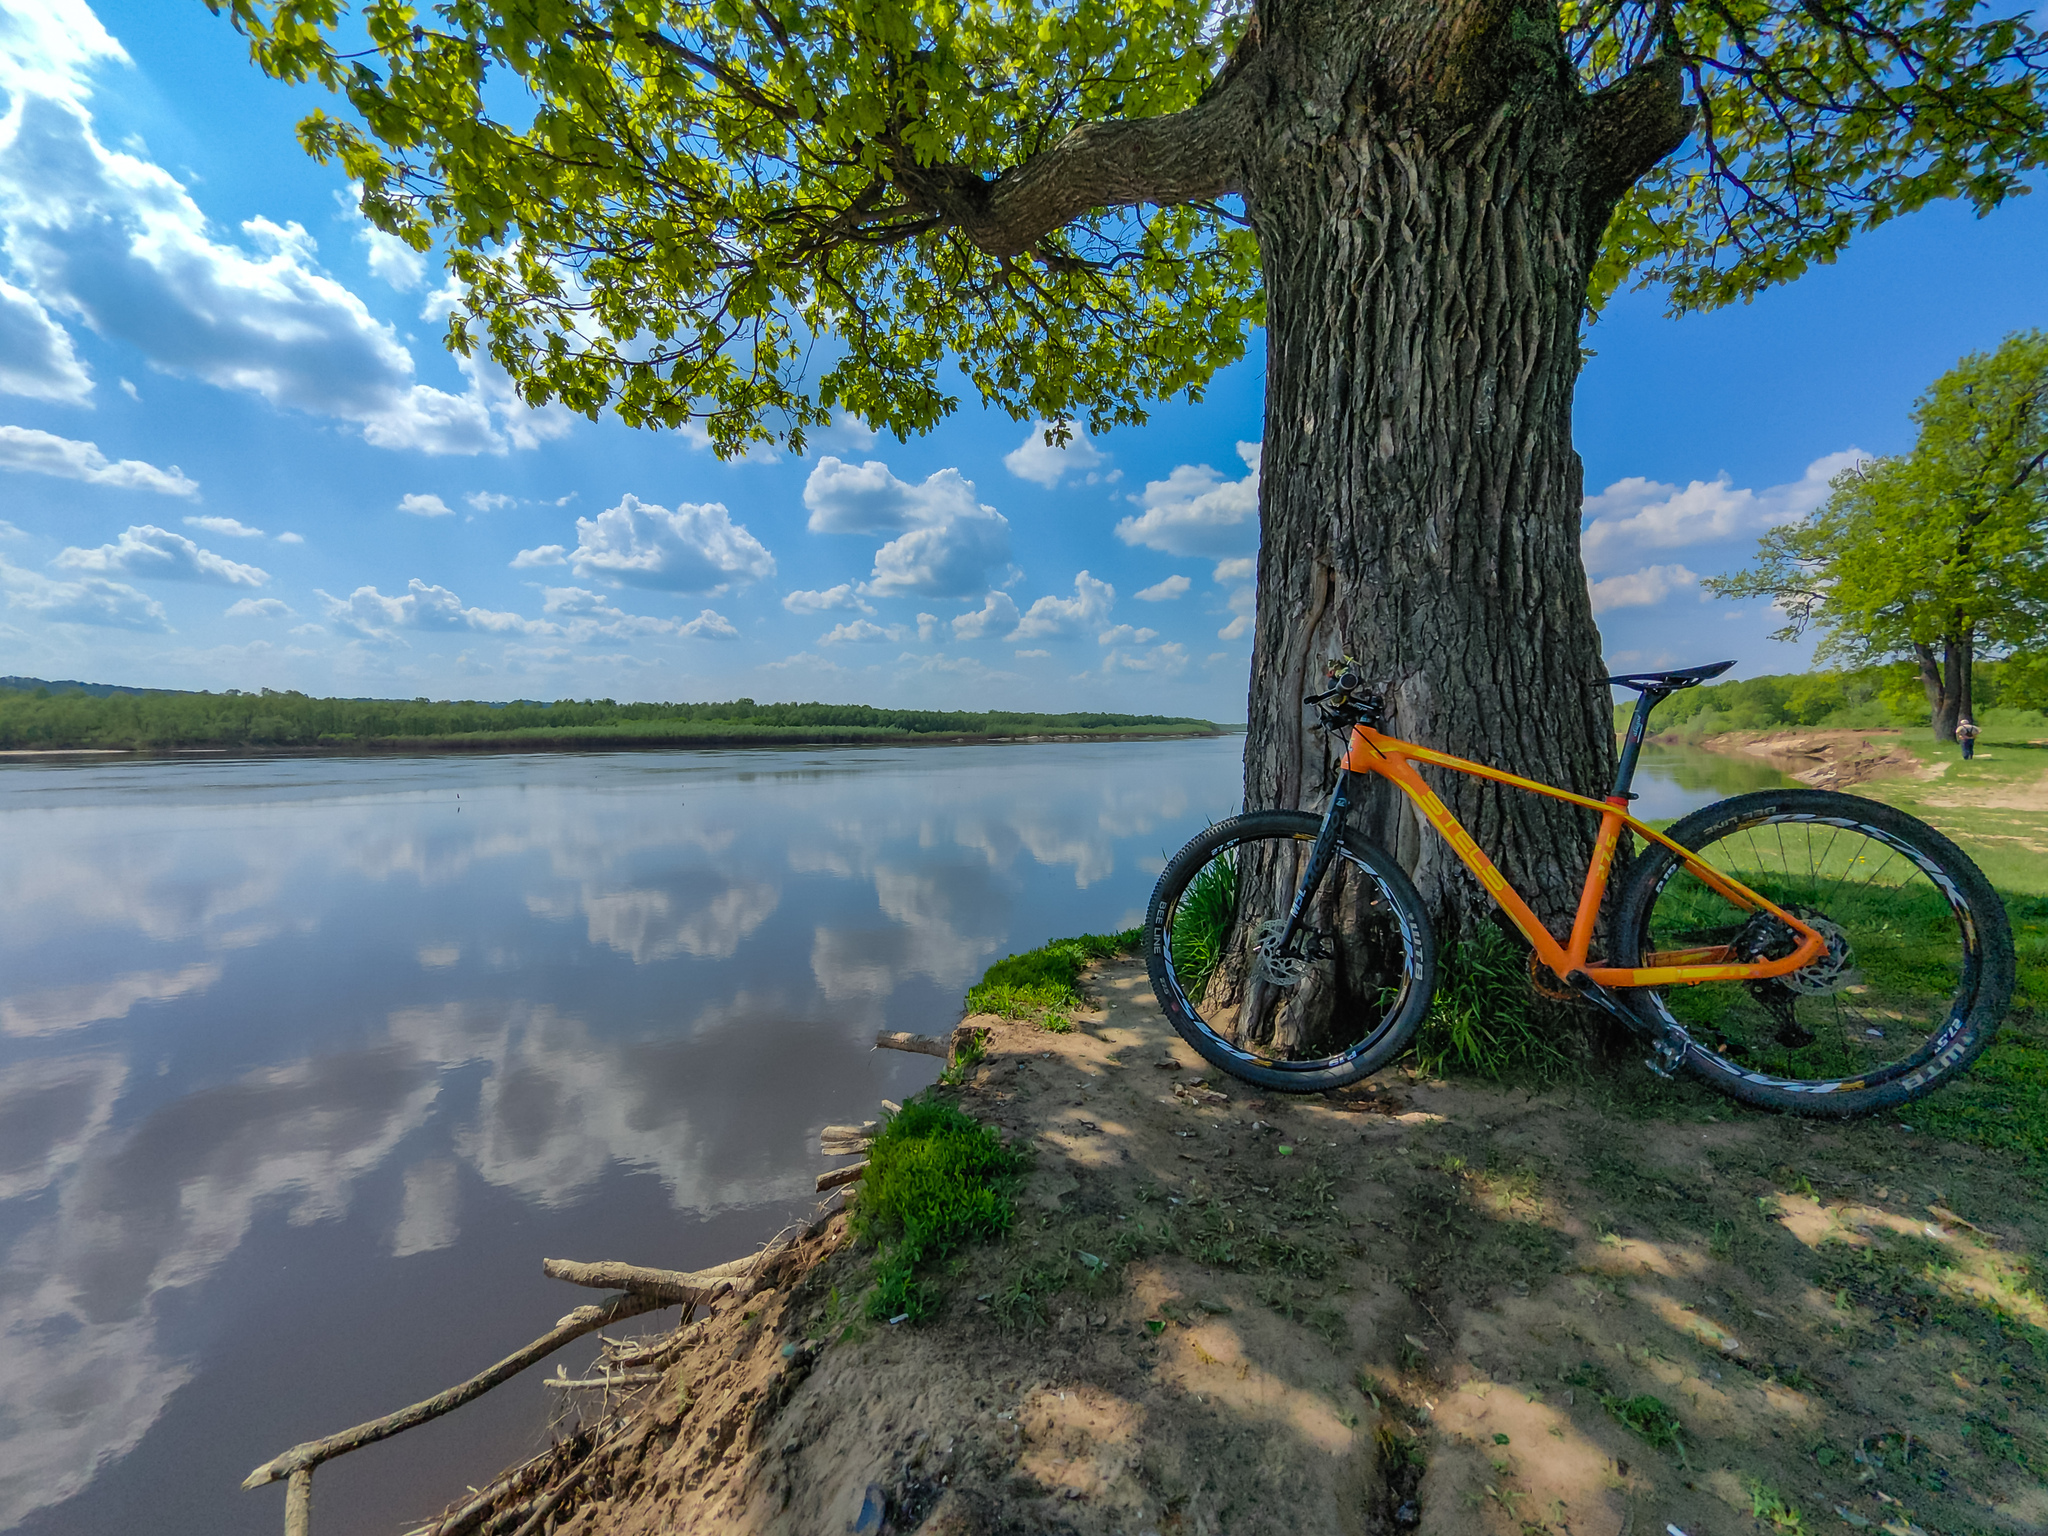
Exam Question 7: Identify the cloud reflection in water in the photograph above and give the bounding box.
[0,740,1244,1532]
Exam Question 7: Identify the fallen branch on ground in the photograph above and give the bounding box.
[539,1259,733,1308]
[816,1159,868,1191]
[242,1291,669,1490]
[820,1121,876,1154]
[875,1030,950,1057]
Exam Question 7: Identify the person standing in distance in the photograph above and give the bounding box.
[1956,717,1981,760]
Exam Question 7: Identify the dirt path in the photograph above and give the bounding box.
[467,963,2047,1536]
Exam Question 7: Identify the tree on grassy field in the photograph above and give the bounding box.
[205,0,2048,938]
[1709,331,2048,741]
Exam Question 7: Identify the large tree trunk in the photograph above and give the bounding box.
[1914,635,1971,741]
[1231,0,1676,947]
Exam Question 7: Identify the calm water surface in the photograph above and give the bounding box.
[0,737,1780,1534]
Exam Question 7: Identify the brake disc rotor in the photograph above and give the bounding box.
[1253,919,1311,987]
[1779,911,1856,996]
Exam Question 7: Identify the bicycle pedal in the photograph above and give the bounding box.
[1644,1035,1687,1079]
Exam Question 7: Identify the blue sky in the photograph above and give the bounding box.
[1,1,2042,720]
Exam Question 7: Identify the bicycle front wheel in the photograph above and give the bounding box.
[1145,811,1437,1093]
[1615,789,2014,1117]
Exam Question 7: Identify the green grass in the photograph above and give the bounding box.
[1841,721,2048,1170]
[1602,1392,1687,1460]
[1169,846,1238,999]
[1407,923,1574,1080]
[852,1097,1030,1323]
[965,929,1140,1029]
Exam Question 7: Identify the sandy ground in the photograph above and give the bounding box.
[1687,729,1939,791]
[414,961,2048,1536]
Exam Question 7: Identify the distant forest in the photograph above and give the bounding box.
[0,680,1226,752]
[1613,658,2047,737]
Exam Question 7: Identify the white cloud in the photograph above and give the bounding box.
[1100,641,1191,675]
[803,457,1013,600]
[224,597,292,619]
[1014,648,1049,658]
[0,426,196,495]
[0,1,126,109]
[0,520,22,537]
[565,493,774,592]
[53,525,268,587]
[762,649,852,674]
[1134,574,1190,602]
[804,457,973,535]
[678,609,740,640]
[0,277,91,402]
[397,493,453,518]
[275,531,303,545]
[1579,451,1865,575]
[783,584,873,614]
[894,652,1024,685]
[339,184,428,290]
[1217,582,1256,641]
[1116,442,1260,556]
[1212,556,1255,584]
[916,612,941,642]
[1012,572,1114,640]
[1097,624,1158,646]
[820,411,878,451]
[537,586,703,641]
[319,579,543,642]
[0,77,563,455]
[820,619,909,644]
[1003,420,1106,487]
[867,513,1013,600]
[183,515,262,539]
[511,544,568,568]
[0,555,168,631]
[466,491,514,513]
[951,591,1020,640]
[677,418,779,463]
[1587,563,1700,613]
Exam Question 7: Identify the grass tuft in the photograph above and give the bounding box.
[1602,1392,1687,1461]
[965,929,1140,1029]
[1408,923,1574,1080]
[1169,845,1238,999]
[853,1097,1030,1323]
[1747,1479,1808,1534]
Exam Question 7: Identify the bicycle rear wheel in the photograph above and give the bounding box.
[1615,789,2014,1117]
[1145,811,1437,1093]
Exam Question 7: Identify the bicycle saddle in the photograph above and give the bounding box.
[1602,659,1736,693]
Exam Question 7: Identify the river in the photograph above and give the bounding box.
[0,737,1784,1535]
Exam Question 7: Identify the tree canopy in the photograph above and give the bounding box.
[205,0,2048,456]
[1708,329,2048,730]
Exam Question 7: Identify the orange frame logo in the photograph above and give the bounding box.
[1340,725,1826,988]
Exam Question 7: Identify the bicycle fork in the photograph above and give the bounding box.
[1253,771,1356,985]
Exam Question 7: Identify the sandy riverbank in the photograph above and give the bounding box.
[1672,727,1937,791]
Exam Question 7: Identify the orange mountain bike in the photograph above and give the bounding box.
[1145,662,2014,1116]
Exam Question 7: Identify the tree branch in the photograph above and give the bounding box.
[242,1291,668,1488]
[890,74,1255,259]
[1583,53,1695,208]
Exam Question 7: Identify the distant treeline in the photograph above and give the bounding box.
[0,683,1225,752]
[1613,658,2047,737]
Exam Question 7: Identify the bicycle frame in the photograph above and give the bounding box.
[1335,724,1827,989]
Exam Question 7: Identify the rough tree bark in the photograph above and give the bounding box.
[1230,0,1691,941]
[1914,632,1974,742]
